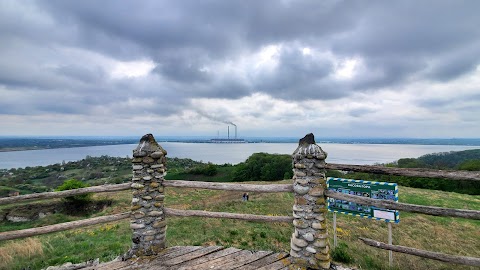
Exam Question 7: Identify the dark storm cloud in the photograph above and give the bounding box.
[1,0,479,119]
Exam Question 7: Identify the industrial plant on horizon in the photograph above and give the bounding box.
[210,124,246,143]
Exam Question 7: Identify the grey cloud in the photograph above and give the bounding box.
[153,55,212,84]
[56,65,106,84]
[0,0,479,129]
[426,44,480,81]
[252,46,339,100]
[348,108,376,118]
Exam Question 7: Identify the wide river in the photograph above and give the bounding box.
[0,143,479,169]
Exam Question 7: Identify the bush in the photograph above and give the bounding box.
[332,242,354,263]
[232,153,292,182]
[458,160,480,171]
[55,179,92,204]
[187,163,218,176]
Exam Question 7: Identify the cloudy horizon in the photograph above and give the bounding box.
[1,1,479,138]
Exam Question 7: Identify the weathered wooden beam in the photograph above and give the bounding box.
[164,207,293,223]
[326,163,480,181]
[0,183,131,206]
[163,180,293,193]
[0,212,130,241]
[325,190,480,220]
[360,237,480,267]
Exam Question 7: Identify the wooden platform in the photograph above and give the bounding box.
[85,246,292,270]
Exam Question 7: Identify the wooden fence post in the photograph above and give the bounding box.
[125,134,167,258]
[290,133,331,269]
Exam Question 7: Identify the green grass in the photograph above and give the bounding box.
[1,182,479,270]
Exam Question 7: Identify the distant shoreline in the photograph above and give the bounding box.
[1,137,480,153]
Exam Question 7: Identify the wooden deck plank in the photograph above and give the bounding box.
[164,246,225,266]
[185,249,273,270]
[218,250,273,270]
[83,260,128,270]
[161,246,204,260]
[255,255,292,270]
[174,247,242,270]
[83,246,291,270]
[239,252,289,270]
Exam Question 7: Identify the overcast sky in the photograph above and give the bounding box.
[1,0,479,138]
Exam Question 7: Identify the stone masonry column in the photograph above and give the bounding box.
[290,133,331,269]
[126,134,167,258]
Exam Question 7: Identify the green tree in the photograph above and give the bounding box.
[55,179,91,204]
[233,153,292,181]
[458,160,480,171]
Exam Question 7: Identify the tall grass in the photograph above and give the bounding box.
[0,182,479,270]
[0,238,44,269]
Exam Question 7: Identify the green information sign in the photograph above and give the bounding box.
[327,177,400,223]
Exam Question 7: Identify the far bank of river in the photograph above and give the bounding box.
[0,142,479,169]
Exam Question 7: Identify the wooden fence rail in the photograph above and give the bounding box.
[0,181,292,207]
[0,183,131,206]
[163,180,293,193]
[0,212,130,241]
[360,238,480,267]
[326,163,480,181]
[325,190,480,219]
[165,208,293,223]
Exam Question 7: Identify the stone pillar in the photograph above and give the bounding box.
[290,133,331,269]
[126,134,167,258]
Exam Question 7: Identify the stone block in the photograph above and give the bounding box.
[132,165,143,170]
[144,235,155,241]
[293,185,310,195]
[295,171,307,177]
[308,187,324,196]
[153,220,167,228]
[314,252,330,261]
[303,233,314,241]
[315,197,325,204]
[130,223,145,229]
[290,240,302,251]
[150,182,159,188]
[131,183,144,189]
[305,246,317,253]
[318,245,329,255]
[143,157,154,164]
[313,238,328,248]
[295,197,308,205]
[143,176,152,181]
[132,157,143,163]
[312,222,325,229]
[131,205,142,211]
[294,163,306,169]
[151,151,164,159]
[291,235,308,247]
[133,151,147,157]
[133,211,145,218]
[295,179,309,186]
[148,211,163,217]
[293,219,309,229]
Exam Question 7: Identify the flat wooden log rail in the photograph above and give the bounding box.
[1,163,479,268]
[325,163,480,181]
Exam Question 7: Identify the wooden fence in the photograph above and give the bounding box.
[0,152,479,267]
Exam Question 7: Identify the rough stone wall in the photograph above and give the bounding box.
[290,133,331,269]
[126,134,167,258]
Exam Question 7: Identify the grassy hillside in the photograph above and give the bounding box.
[1,180,479,270]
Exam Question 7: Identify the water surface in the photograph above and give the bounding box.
[0,143,478,169]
